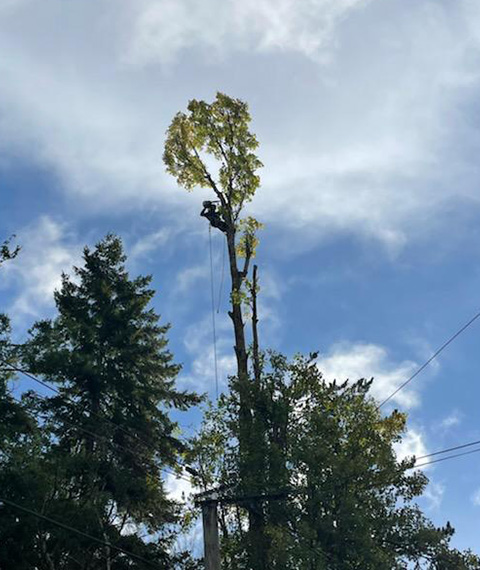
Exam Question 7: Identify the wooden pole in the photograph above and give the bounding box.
[201,501,221,570]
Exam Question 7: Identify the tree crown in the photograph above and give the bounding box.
[163,92,263,221]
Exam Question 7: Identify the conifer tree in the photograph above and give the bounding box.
[16,234,199,569]
[0,314,46,570]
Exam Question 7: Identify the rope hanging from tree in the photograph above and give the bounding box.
[208,224,219,399]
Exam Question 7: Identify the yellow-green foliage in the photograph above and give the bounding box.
[163,92,263,217]
[236,216,263,258]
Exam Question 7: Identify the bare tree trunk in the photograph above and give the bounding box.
[251,265,260,384]
[224,231,267,570]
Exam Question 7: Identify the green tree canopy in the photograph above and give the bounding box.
[188,352,480,570]
[164,92,262,221]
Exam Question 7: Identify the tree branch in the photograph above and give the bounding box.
[251,265,260,383]
[240,247,252,280]
[190,145,226,208]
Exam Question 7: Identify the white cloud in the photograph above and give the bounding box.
[394,428,429,463]
[318,342,420,408]
[440,410,462,431]
[423,481,445,510]
[180,314,236,394]
[129,228,172,261]
[393,427,444,510]
[1,216,81,321]
[2,1,480,250]
[0,0,31,13]
[176,264,209,294]
[165,472,195,503]
[127,0,370,65]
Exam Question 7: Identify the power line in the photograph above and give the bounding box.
[3,365,193,485]
[415,437,480,461]
[378,309,480,408]
[2,363,156,451]
[412,447,480,469]
[208,225,219,399]
[0,497,164,569]
[13,389,192,484]
[2,360,193,462]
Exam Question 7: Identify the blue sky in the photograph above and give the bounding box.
[2,0,480,554]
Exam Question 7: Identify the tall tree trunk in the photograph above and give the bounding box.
[225,231,267,570]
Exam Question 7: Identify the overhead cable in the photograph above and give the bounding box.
[378,309,480,408]
[2,364,193,485]
[0,497,164,569]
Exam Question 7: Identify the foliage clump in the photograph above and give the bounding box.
[188,352,480,570]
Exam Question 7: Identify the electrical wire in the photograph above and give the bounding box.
[0,497,164,569]
[1,359,194,459]
[1,363,156,451]
[6,361,480,479]
[378,309,480,408]
[208,225,219,399]
[415,438,480,461]
[412,447,480,469]
[2,365,193,485]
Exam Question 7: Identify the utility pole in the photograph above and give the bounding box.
[195,486,306,570]
[195,489,223,570]
[201,502,221,570]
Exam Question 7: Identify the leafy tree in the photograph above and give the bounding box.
[164,92,262,391]
[188,352,480,570]
[164,92,267,567]
[8,234,200,569]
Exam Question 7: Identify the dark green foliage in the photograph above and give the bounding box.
[189,352,480,570]
[0,315,46,570]
[0,234,199,569]
[0,235,20,267]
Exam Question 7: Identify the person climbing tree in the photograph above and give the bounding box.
[200,201,228,233]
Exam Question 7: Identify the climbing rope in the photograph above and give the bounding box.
[208,225,219,399]
[216,236,226,314]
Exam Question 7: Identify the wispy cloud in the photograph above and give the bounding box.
[129,228,172,261]
[440,410,462,431]
[423,481,445,510]
[1,216,81,323]
[318,342,420,408]
[179,314,236,394]
[472,488,480,507]
[127,0,371,65]
[175,264,209,294]
[394,428,429,463]
[2,1,480,250]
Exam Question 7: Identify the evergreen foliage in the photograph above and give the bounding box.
[0,235,199,569]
